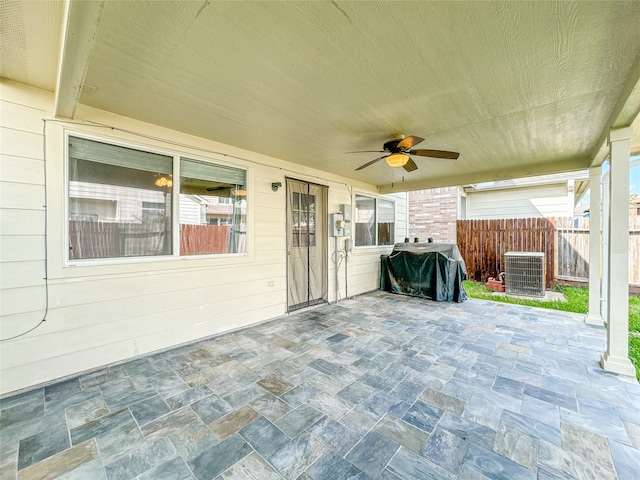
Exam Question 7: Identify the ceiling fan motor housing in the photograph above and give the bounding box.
[383,139,404,153]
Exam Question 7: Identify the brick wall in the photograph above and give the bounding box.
[408,187,459,242]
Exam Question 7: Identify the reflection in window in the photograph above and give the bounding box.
[67,136,247,261]
[355,195,376,247]
[377,198,395,245]
[355,194,395,247]
[292,192,315,247]
[179,158,246,255]
[68,136,174,259]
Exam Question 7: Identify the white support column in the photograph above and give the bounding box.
[600,126,635,376]
[585,166,603,325]
[567,179,575,216]
[602,170,610,317]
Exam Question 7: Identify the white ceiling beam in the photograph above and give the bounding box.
[54,0,105,119]
[590,53,640,167]
[377,156,591,194]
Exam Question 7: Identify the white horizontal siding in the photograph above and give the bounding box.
[0,234,45,263]
[0,260,45,289]
[392,192,408,243]
[253,235,286,252]
[1,155,45,184]
[1,181,46,210]
[467,184,570,219]
[0,127,43,159]
[0,82,406,395]
[0,99,44,134]
[0,209,45,235]
[347,250,387,294]
[179,196,202,224]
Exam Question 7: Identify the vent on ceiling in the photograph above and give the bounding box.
[504,252,545,297]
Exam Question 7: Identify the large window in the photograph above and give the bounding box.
[354,194,395,246]
[68,136,247,261]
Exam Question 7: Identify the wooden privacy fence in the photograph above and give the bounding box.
[457,218,556,289]
[180,224,230,255]
[69,221,230,259]
[556,216,640,285]
[457,216,640,287]
[555,217,589,280]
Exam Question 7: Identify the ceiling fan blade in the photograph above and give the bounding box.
[403,158,418,172]
[346,150,386,154]
[397,135,424,150]
[410,149,459,159]
[355,155,388,171]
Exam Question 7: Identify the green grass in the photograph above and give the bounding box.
[631,295,640,380]
[629,295,640,333]
[630,337,640,380]
[463,280,640,380]
[462,281,588,313]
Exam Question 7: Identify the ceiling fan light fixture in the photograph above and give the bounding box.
[386,153,409,167]
[154,176,172,188]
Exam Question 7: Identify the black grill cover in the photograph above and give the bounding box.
[381,243,468,302]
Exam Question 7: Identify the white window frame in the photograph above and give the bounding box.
[354,193,396,247]
[64,131,248,265]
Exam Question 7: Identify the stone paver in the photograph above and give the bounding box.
[1,291,638,479]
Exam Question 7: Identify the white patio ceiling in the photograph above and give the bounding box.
[2,0,640,192]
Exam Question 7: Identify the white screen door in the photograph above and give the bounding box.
[286,178,328,311]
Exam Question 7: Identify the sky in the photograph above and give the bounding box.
[630,158,640,194]
[605,154,640,193]
[578,154,640,206]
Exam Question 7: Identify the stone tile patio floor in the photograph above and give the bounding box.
[1,291,639,480]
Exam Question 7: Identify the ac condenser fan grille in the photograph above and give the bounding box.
[504,252,545,297]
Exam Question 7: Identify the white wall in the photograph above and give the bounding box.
[0,80,407,396]
[467,183,572,219]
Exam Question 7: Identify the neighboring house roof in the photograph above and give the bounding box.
[464,171,590,206]
[574,203,590,216]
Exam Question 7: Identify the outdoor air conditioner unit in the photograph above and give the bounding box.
[504,252,545,297]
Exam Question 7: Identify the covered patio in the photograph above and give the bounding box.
[2,292,638,479]
[2,2,640,478]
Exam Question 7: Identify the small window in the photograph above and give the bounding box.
[355,194,395,246]
[179,158,246,255]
